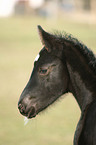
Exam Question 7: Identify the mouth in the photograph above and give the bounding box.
[18,104,37,119]
[27,106,36,118]
[18,100,49,119]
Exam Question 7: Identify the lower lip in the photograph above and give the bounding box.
[27,112,36,119]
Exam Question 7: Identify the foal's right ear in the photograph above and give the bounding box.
[37,25,59,52]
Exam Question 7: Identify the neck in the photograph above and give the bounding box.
[67,63,93,111]
[64,46,96,111]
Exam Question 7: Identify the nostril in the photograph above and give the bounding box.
[18,104,21,109]
[18,103,25,113]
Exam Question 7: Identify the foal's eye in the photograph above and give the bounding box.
[39,68,48,75]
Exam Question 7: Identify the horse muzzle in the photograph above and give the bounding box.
[18,103,36,118]
[18,94,37,118]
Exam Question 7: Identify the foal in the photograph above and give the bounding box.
[18,26,96,145]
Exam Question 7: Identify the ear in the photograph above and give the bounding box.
[37,25,61,52]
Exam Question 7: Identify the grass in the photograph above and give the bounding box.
[0,16,96,145]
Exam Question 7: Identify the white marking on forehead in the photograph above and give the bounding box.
[34,54,40,62]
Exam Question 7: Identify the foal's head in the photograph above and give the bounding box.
[18,26,69,118]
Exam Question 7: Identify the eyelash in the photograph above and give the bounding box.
[39,68,48,75]
[39,65,56,76]
[39,69,47,74]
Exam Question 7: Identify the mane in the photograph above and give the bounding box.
[54,31,96,74]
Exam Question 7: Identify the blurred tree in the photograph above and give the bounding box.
[74,0,94,12]
[83,0,91,11]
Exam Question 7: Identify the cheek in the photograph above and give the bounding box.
[44,71,62,89]
[51,68,68,89]
[38,66,68,92]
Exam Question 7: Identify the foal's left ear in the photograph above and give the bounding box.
[37,25,61,52]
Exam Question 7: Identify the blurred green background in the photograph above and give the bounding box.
[0,15,96,145]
